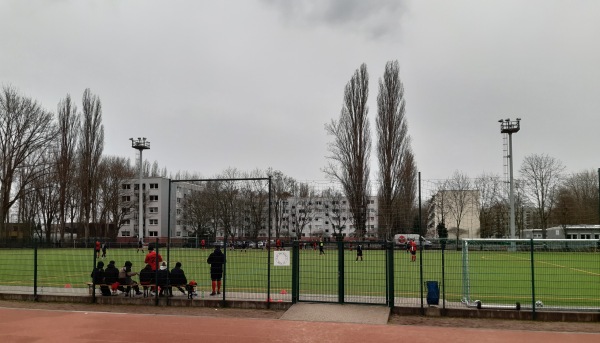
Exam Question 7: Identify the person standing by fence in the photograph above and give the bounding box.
[207,246,225,296]
[319,239,325,255]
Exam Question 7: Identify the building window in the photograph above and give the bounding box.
[149,219,158,225]
[177,209,182,215]
[121,208,130,214]
[122,230,130,237]
[122,184,131,190]
[122,219,130,225]
[122,196,130,202]
[149,195,158,201]
[149,231,158,237]
[176,231,181,237]
[150,183,159,189]
[149,207,158,213]
[581,234,591,239]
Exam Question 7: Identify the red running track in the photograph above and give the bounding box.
[0,307,598,343]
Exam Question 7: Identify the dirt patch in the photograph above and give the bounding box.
[1,300,598,333]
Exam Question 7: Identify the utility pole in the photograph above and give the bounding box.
[499,119,521,239]
[130,137,150,244]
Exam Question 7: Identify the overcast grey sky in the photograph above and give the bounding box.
[1,0,598,182]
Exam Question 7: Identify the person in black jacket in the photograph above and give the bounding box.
[170,262,188,295]
[90,261,111,296]
[139,263,155,297]
[104,260,119,282]
[207,246,225,296]
[156,261,171,297]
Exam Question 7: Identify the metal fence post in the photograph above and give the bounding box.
[33,240,38,301]
[292,240,299,304]
[92,244,97,303]
[530,238,536,320]
[337,240,344,304]
[441,240,446,310]
[386,241,394,308]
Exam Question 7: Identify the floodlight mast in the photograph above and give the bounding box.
[499,119,520,240]
[130,137,150,244]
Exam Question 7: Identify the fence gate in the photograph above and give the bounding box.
[292,241,393,306]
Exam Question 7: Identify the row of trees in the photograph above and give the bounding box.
[429,156,598,239]
[325,61,417,240]
[0,86,143,242]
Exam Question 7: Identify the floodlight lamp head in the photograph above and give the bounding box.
[516,118,521,121]
[505,118,510,122]
[498,119,503,123]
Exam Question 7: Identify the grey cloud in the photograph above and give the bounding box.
[262,0,407,39]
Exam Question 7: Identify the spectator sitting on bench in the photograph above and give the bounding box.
[169,262,188,295]
[156,261,171,297]
[104,260,119,295]
[139,263,155,297]
[118,261,142,296]
[90,261,112,296]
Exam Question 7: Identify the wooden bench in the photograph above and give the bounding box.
[138,283,196,299]
[86,282,116,296]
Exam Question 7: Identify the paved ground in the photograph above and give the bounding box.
[1,305,600,343]
[281,303,390,325]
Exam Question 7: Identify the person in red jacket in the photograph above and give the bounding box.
[409,239,417,262]
[144,245,163,270]
[95,240,101,258]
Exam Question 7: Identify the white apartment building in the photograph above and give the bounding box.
[277,195,379,240]
[117,177,199,243]
[119,179,382,242]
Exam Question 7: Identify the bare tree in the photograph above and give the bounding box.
[324,63,371,238]
[213,168,244,241]
[242,169,270,240]
[268,169,296,239]
[0,86,56,237]
[97,156,135,239]
[445,171,476,239]
[430,179,450,234]
[182,183,218,243]
[392,149,418,235]
[322,188,349,239]
[519,153,565,238]
[474,173,503,237]
[78,89,104,242]
[375,60,416,240]
[289,183,316,239]
[33,153,59,242]
[55,94,80,241]
[554,169,599,226]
